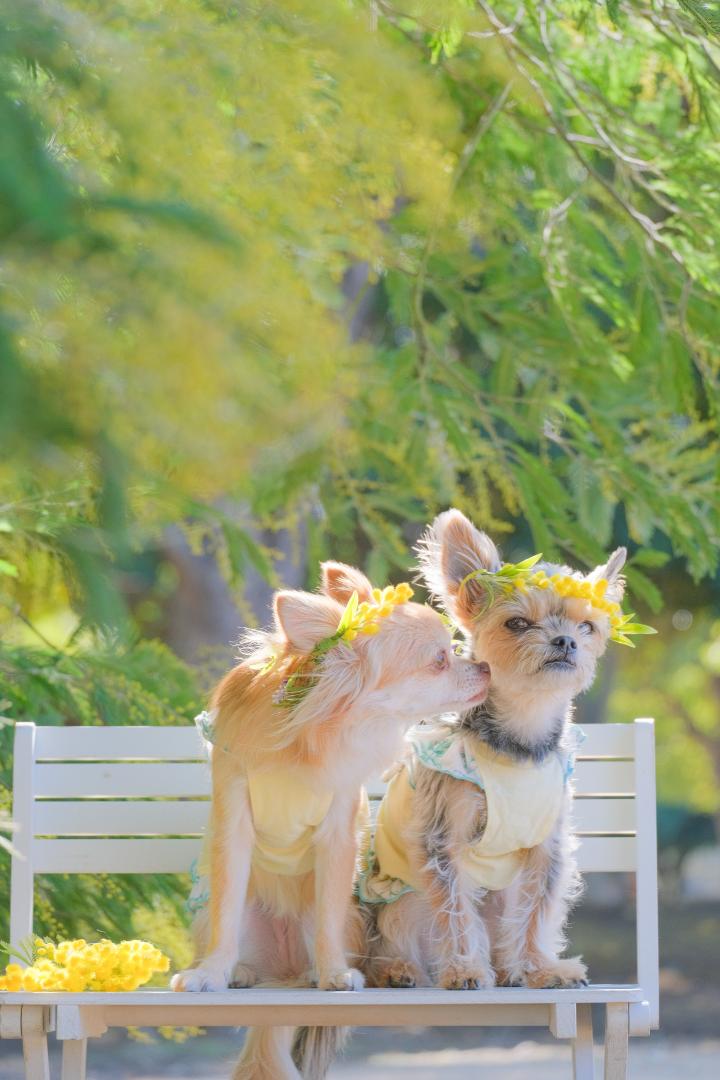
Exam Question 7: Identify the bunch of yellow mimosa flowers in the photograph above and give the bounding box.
[0,938,170,992]
[340,583,415,641]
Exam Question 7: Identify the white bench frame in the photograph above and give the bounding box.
[0,719,659,1079]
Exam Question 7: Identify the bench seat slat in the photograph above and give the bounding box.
[0,985,647,1006]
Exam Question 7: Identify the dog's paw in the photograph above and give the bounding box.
[171,966,229,993]
[525,956,588,990]
[439,964,495,991]
[228,963,257,989]
[379,960,420,988]
[318,967,365,991]
[495,968,527,988]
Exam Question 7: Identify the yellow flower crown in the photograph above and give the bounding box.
[337,583,415,641]
[462,555,656,647]
[273,581,415,705]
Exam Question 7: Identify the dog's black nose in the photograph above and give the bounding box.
[551,635,577,653]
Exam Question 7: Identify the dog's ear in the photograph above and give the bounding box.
[320,561,374,604]
[416,508,501,627]
[274,591,344,653]
[588,547,627,602]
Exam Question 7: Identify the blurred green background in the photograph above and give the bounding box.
[1,0,719,1050]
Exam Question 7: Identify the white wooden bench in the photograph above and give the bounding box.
[0,719,659,1079]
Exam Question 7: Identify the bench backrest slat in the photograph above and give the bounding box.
[28,834,639,875]
[10,719,659,1027]
[34,762,210,799]
[31,760,638,799]
[33,838,201,875]
[34,725,205,760]
[34,800,208,836]
[33,794,636,838]
[30,719,639,759]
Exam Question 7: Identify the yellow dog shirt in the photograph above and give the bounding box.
[187,712,336,912]
[358,724,573,903]
[246,766,334,876]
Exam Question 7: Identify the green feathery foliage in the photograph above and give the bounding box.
[1,0,719,948]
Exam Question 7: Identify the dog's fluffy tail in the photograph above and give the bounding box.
[232,1026,299,1080]
[291,1026,350,1079]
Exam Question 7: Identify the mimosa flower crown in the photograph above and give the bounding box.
[460,554,656,647]
[270,582,415,707]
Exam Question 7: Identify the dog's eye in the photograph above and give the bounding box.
[579,620,596,634]
[505,617,531,631]
[433,649,449,671]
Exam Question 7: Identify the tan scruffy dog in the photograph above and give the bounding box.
[171,560,490,1079]
[361,509,626,994]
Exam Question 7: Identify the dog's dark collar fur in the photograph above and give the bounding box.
[460,701,564,764]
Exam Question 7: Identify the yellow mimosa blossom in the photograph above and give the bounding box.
[0,938,170,993]
[338,583,414,641]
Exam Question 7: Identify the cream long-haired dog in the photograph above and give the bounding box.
[171,560,490,1079]
[360,509,626,994]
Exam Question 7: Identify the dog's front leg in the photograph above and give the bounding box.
[412,772,495,990]
[313,796,364,991]
[417,851,493,990]
[172,774,254,992]
[495,808,586,989]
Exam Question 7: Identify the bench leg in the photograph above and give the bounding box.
[572,1003,595,1080]
[603,1003,629,1080]
[21,1008,50,1080]
[62,1038,88,1080]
